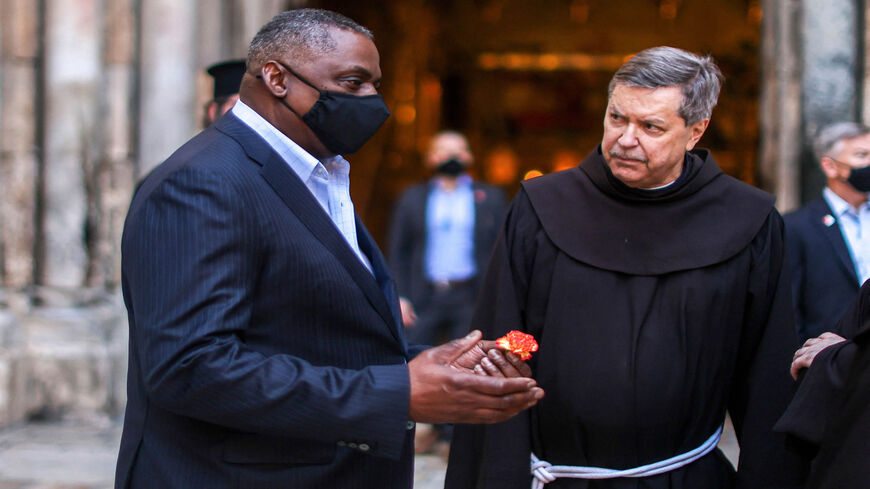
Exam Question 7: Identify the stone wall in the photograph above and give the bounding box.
[0,0,287,426]
[0,288,127,425]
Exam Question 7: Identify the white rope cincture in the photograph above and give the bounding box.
[530,426,724,489]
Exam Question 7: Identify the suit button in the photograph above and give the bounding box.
[359,443,370,452]
[406,421,415,430]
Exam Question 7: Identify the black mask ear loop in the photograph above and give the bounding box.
[255,61,313,119]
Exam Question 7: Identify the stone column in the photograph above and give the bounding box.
[0,0,40,287]
[41,0,102,288]
[800,0,860,200]
[138,0,198,174]
[758,0,802,212]
[92,0,138,287]
[236,0,288,49]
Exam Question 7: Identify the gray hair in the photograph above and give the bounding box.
[608,46,723,125]
[247,9,372,70]
[813,122,870,161]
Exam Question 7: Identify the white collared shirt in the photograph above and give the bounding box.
[231,101,372,273]
[823,187,870,284]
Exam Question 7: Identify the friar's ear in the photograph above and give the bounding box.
[684,118,710,151]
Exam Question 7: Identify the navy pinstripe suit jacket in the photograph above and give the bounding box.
[784,197,861,341]
[115,113,424,488]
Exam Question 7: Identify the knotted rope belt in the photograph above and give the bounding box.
[530,425,723,488]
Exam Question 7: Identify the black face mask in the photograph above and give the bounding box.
[436,158,465,177]
[271,61,390,155]
[848,165,870,192]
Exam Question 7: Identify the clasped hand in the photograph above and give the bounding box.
[408,330,544,424]
[790,332,847,379]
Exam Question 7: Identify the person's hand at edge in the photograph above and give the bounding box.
[790,332,846,379]
[399,297,417,327]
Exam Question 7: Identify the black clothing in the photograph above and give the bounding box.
[775,279,870,488]
[446,148,808,489]
[807,312,870,488]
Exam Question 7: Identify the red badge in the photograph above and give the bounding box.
[823,214,835,227]
[495,330,539,360]
[475,189,486,203]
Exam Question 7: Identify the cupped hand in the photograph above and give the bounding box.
[452,336,532,378]
[408,330,544,424]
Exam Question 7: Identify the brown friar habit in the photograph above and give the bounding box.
[446,148,809,489]
[776,279,870,488]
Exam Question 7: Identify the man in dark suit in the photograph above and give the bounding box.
[785,121,870,341]
[388,130,508,454]
[114,9,542,489]
[388,131,507,346]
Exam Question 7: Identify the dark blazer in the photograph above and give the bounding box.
[115,114,424,489]
[784,196,861,340]
[387,179,507,308]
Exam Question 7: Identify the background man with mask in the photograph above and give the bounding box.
[388,130,507,455]
[785,122,870,341]
[115,10,542,489]
[389,131,507,347]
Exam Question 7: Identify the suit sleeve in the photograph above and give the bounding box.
[727,211,812,488]
[447,190,542,489]
[123,167,410,460]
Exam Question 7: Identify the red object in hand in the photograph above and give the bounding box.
[495,330,539,361]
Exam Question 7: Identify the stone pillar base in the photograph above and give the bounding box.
[0,288,127,427]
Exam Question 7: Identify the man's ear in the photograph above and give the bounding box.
[260,61,288,98]
[206,102,218,123]
[820,156,841,179]
[684,118,710,151]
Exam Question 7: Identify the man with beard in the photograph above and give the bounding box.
[446,46,808,489]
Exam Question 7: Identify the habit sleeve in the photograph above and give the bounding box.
[446,190,549,489]
[774,279,870,446]
[726,211,811,488]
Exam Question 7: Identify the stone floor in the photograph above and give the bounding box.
[0,418,448,489]
[0,418,738,489]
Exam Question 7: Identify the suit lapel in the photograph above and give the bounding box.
[356,217,408,350]
[815,199,861,285]
[216,115,403,339]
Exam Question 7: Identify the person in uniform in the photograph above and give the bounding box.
[203,59,246,125]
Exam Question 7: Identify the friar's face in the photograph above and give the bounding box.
[601,84,708,188]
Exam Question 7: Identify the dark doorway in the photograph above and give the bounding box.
[312,0,763,244]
